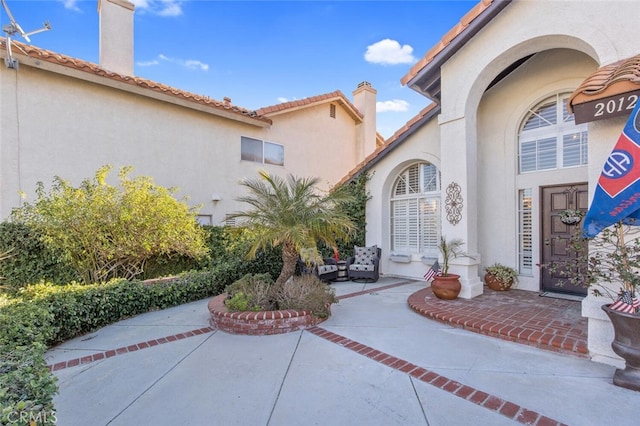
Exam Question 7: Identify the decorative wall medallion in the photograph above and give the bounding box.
[445,182,463,225]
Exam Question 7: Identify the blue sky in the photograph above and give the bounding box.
[1,0,476,138]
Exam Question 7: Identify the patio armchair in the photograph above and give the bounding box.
[297,256,339,282]
[346,245,381,282]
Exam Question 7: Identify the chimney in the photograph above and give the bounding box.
[352,81,377,162]
[98,0,135,76]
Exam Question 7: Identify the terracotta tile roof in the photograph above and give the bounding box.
[568,54,640,112]
[334,103,440,188]
[401,0,497,86]
[0,38,272,125]
[256,91,363,122]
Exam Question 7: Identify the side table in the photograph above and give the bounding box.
[334,261,349,282]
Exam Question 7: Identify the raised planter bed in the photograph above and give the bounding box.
[207,294,327,336]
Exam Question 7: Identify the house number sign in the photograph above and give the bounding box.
[573,90,640,124]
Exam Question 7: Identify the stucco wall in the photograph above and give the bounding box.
[364,0,639,288]
[260,103,359,189]
[476,48,595,292]
[365,118,440,279]
[1,64,262,223]
[440,0,640,123]
[0,63,363,223]
[363,0,639,364]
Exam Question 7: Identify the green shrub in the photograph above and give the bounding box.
[17,269,223,344]
[13,166,209,283]
[0,222,78,290]
[208,227,283,280]
[141,254,201,280]
[225,292,261,312]
[0,342,58,426]
[225,273,276,311]
[224,273,336,318]
[276,274,337,318]
[0,299,55,347]
[0,297,57,426]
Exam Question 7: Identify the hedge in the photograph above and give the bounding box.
[0,222,78,290]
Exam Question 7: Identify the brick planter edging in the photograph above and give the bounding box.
[208,294,326,335]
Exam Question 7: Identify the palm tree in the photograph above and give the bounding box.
[229,171,355,287]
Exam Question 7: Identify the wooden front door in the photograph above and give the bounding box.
[540,183,588,296]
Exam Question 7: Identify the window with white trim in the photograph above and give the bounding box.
[241,136,284,166]
[390,162,441,255]
[196,215,212,226]
[518,189,533,275]
[518,93,588,173]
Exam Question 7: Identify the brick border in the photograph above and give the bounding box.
[47,327,214,372]
[407,287,588,357]
[307,326,567,426]
[207,294,326,335]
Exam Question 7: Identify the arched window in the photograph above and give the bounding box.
[390,162,441,254]
[518,93,588,173]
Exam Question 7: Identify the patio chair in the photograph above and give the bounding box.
[346,245,381,282]
[297,256,339,282]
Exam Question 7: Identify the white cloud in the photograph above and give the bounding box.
[137,59,160,67]
[184,60,209,71]
[153,54,209,71]
[131,0,183,17]
[365,39,416,65]
[60,0,81,12]
[277,97,298,103]
[376,99,410,113]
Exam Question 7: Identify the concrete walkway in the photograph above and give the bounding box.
[45,278,637,426]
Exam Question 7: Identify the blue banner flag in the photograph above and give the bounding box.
[582,100,640,238]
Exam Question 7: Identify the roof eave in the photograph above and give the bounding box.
[336,103,441,187]
[258,92,363,123]
[1,39,272,127]
[404,0,512,101]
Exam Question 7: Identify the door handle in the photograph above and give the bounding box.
[544,239,550,246]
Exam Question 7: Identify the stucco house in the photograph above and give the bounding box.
[341,0,640,367]
[0,0,380,224]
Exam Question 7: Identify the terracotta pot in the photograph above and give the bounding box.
[484,273,514,291]
[602,304,640,392]
[431,274,461,300]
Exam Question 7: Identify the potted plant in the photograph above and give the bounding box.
[552,222,640,391]
[484,263,518,291]
[430,237,468,300]
[559,209,584,225]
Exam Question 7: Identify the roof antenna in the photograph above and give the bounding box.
[1,0,51,69]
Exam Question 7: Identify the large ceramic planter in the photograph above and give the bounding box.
[484,273,514,291]
[602,304,640,392]
[431,274,461,300]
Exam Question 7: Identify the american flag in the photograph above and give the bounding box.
[424,260,440,282]
[609,291,639,314]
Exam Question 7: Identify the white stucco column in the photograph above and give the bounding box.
[582,295,623,368]
[580,117,626,368]
[98,0,135,76]
[353,82,377,162]
[438,113,483,299]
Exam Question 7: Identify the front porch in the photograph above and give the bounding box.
[408,286,588,358]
